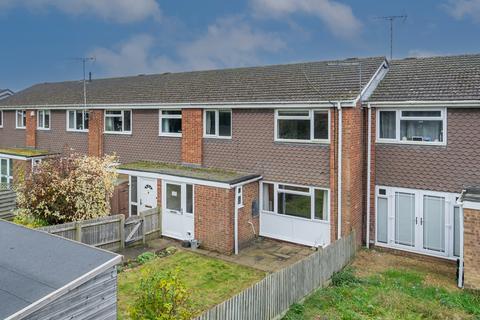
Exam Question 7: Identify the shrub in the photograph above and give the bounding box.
[129,269,193,320]
[137,252,157,265]
[14,153,118,224]
[13,214,49,228]
[331,267,361,287]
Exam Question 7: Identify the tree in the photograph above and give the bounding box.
[14,153,118,225]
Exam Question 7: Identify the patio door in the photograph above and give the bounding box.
[162,181,194,240]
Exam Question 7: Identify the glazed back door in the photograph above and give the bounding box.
[162,181,195,240]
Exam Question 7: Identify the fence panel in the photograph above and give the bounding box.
[195,233,357,320]
[0,189,16,220]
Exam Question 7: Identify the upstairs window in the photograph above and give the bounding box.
[204,109,232,138]
[16,110,26,129]
[275,109,329,143]
[67,110,89,132]
[377,109,445,144]
[37,110,50,130]
[105,110,131,133]
[0,111,3,128]
[159,110,182,136]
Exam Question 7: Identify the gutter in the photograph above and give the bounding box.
[369,100,480,108]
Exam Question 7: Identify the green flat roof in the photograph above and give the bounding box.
[0,148,56,158]
[118,161,260,184]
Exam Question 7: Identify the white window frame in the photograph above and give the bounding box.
[0,110,3,128]
[16,109,26,129]
[159,109,182,137]
[203,109,232,139]
[37,109,51,130]
[236,186,244,208]
[104,109,132,134]
[0,158,13,188]
[67,109,89,132]
[260,181,329,223]
[376,108,447,146]
[274,109,330,143]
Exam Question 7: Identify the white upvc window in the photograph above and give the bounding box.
[204,109,232,138]
[261,182,329,222]
[236,186,244,208]
[16,110,26,129]
[377,108,446,145]
[37,110,51,130]
[67,110,89,132]
[159,110,182,137]
[104,110,132,134]
[275,109,329,143]
[0,158,13,188]
[0,111,3,128]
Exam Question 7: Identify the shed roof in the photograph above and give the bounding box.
[0,220,121,319]
[369,54,480,102]
[0,57,386,108]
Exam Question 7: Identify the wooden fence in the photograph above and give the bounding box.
[195,233,356,320]
[37,208,161,252]
[0,188,16,220]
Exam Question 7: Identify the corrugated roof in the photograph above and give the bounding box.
[369,54,480,102]
[0,220,121,319]
[0,57,386,108]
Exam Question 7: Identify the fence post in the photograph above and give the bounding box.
[141,210,146,244]
[119,214,125,249]
[75,221,82,242]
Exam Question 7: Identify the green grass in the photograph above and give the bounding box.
[117,250,265,319]
[283,266,480,320]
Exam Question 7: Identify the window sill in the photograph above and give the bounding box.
[274,139,330,145]
[15,127,26,130]
[104,131,132,135]
[203,135,232,140]
[37,128,51,131]
[376,139,446,146]
[159,133,182,138]
[67,129,89,133]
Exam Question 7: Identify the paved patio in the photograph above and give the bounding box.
[119,237,315,272]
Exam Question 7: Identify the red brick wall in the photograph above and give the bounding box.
[182,109,203,165]
[237,181,260,249]
[88,109,104,157]
[464,207,480,290]
[25,110,36,148]
[194,185,234,254]
[0,111,26,148]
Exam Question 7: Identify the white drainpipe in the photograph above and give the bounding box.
[337,102,343,240]
[459,202,464,288]
[234,187,239,255]
[366,104,372,248]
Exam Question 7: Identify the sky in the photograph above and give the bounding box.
[1,0,480,91]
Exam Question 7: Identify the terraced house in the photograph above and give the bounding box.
[1,54,480,289]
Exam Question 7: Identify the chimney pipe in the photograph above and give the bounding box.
[88,72,92,82]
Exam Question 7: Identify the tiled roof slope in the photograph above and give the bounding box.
[370,54,480,102]
[0,57,385,108]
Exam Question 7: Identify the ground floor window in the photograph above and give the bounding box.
[0,158,13,188]
[262,182,328,222]
[375,186,459,259]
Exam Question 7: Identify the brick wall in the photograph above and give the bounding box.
[0,111,25,148]
[464,207,480,290]
[25,109,36,148]
[182,109,203,165]
[195,185,234,254]
[88,109,104,157]
[237,181,260,249]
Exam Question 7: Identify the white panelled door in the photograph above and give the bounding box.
[139,177,158,212]
[162,181,195,241]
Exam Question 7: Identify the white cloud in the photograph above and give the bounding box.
[250,0,362,39]
[91,17,286,77]
[0,0,161,23]
[444,0,480,22]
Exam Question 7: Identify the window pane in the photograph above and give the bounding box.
[105,117,116,131]
[314,111,328,140]
[278,184,309,193]
[277,192,311,219]
[68,111,75,129]
[124,111,131,131]
[379,111,396,139]
[400,120,443,142]
[38,111,44,128]
[377,197,388,243]
[166,184,182,211]
[262,183,274,211]
[162,110,181,115]
[0,159,7,175]
[76,110,84,130]
[314,189,327,220]
[162,118,182,134]
[84,111,89,130]
[278,110,309,117]
[219,111,231,137]
[395,192,415,247]
[423,195,445,252]
[278,119,310,140]
[402,110,441,117]
[130,176,137,202]
[106,110,122,115]
[44,111,50,129]
[0,111,3,126]
[454,206,460,257]
[8,159,12,177]
[186,184,193,214]
[131,204,138,216]
[206,111,216,135]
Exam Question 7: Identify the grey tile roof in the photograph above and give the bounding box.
[0,57,385,108]
[369,54,480,102]
[0,220,121,319]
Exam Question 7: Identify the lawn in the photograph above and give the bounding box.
[117,249,265,319]
[283,249,480,320]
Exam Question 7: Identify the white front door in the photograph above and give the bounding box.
[162,181,195,240]
[139,177,158,212]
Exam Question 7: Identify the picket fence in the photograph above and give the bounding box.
[195,233,356,320]
[37,209,161,251]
